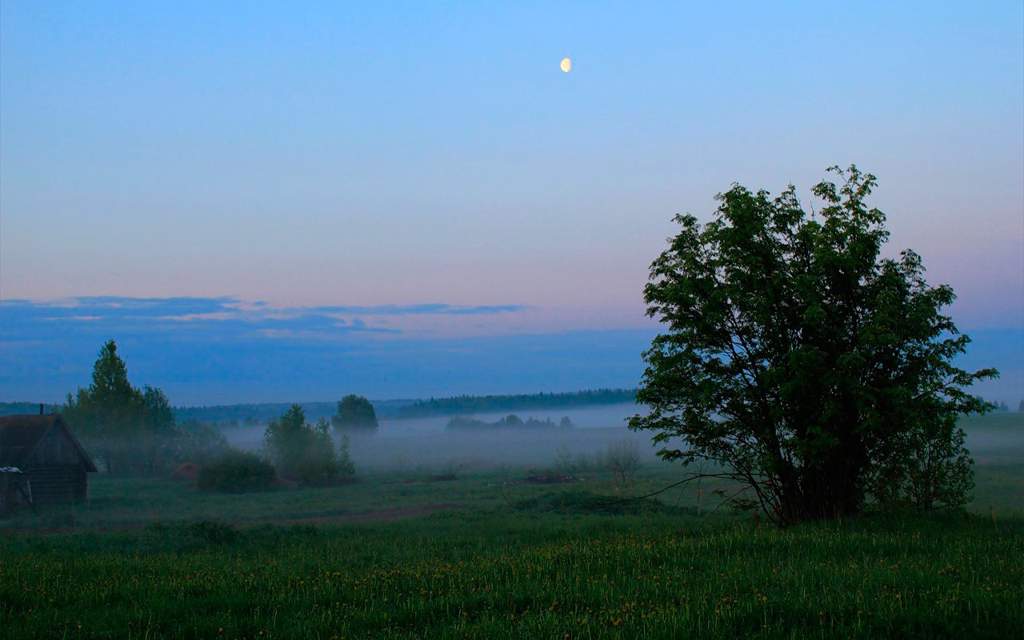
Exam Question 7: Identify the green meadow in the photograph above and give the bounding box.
[1,414,1022,639]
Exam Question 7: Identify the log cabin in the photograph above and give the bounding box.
[0,414,97,508]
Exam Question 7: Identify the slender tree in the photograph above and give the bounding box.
[62,340,178,474]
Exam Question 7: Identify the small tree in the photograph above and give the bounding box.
[141,385,177,472]
[332,395,379,431]
[337,434,356,479]
[630,166,996,524]
[265,406,339,485]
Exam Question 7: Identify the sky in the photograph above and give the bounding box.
[1,2,1022,404]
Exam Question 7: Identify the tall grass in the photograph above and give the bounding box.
[1,510,1021,639]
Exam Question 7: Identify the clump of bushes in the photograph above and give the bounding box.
[197,450,276,493]
[265,405,356,486]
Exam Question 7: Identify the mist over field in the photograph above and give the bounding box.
[220,403,654,472]
[217,404,1024,474]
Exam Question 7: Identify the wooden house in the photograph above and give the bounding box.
[0,414,97,508]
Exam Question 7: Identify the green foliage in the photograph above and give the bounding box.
[332,394,379,431]
[196,450,276,493]
[630,166,997,524]
[265,406,342,486]
[61,340,184,474]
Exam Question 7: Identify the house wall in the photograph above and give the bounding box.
[23,428,89,504]
[24,465,86,504]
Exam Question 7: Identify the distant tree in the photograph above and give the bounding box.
[141,385,177,471]
[1019,400,1024,413]
[63,340,148,473]
[337,434,356,479]
[265,406,339,485]
[61,341,224,474]
[497,414,523,427]
[332,395,379,431]
[630,167,997,524]
[174,419,229,464]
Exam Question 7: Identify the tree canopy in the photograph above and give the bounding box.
[265,405,341,485]
[62,340,179,473]
[629,166,997,524]
[332,395,379,431]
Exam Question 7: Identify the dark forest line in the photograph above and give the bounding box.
[0,388,638,425]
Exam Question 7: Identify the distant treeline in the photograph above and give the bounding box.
[9,389,1017,426]
[397,389,638,419]
[446,414,573,431]
[172,399,413,426]
[2,389,640,424]
[173,389,636,424]
[0,402,62,417]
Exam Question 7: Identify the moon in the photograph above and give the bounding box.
[560,57,572,73]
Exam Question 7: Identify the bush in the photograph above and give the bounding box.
[265,407,344,486]
[197,450,276,493]
[603,440,641,490]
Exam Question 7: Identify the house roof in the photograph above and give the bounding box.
[0,415,98,472]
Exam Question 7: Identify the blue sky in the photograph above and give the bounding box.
[1,2,1021,403]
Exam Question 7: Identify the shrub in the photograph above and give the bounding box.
[603,440,641,490]
[197,450,276,493]
[265,407,342,486]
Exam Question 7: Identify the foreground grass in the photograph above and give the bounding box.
[1,506,1022,639]
[2,414,1021,639]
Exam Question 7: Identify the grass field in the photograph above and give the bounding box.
[1,415,1022,639]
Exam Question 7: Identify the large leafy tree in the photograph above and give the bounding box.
[629,167,996,524]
